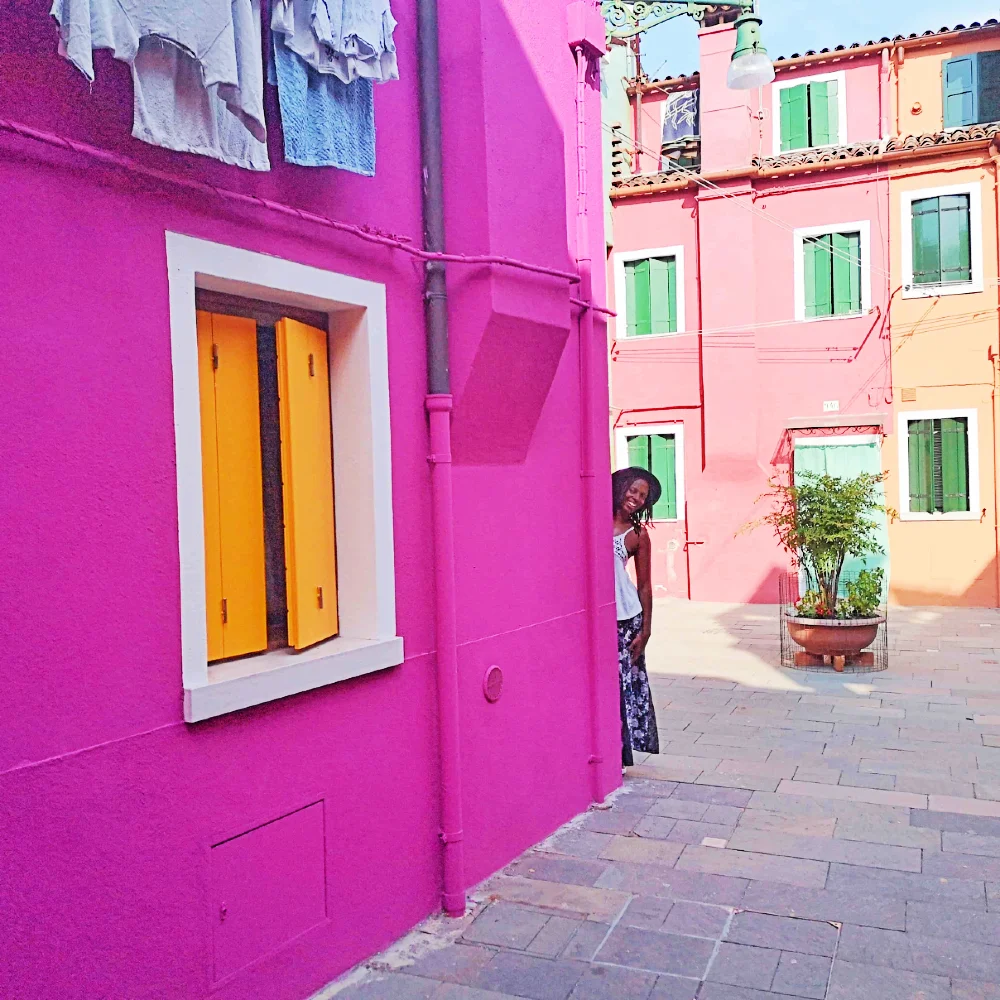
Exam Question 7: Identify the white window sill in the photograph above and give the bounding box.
[903,281,982,299]
[184,634,405,722]
[898,511,980,522]
[621,331,684,342]
[795,310,868,324]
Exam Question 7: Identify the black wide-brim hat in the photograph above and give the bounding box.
[613,466,663,509]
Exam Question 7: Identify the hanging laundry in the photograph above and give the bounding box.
[272,0,398,84]
[50,0,269,170]
[269,33,375,175]
[661,90,700,144]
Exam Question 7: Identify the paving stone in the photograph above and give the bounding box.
[676,846,828,889]
[539,830,615,860]
[613,795,661,814]
[647,975,699,1000]
[923,851,1000,881]
[837,924,1000,980]
[335,974,443,999]
[943,831,1000,858]
[952,980,1000,1000]
[526,916,585,958]
[894,775,976,797]
[827,960,950,1000]
[706,942,781,990]
[463,903,552,949]
[647,798,711,821]
[726,911,837,957]
[433,986,527,1000]
[671,784,755,807]
[738,811,838,838]
[832,820,940,850]
[704,805,745,825]
[595,925,715,977]
[741,881,907,930]
[402,944,497,985]
[748,792,911,825]
[661,899,730,938]
[595,863,749,906]
[599,836,684,867]
[620,896,674,931]
[471,952,585,1000]
[825,862,987,904]
[910,809,1000,837]
[929,795,1000,818]
[505,856,610,888]
[770,952,831,999]
[697,773,783,792]
[775,779,927,810]
[838,770,896,791]
[906,901,1000,944]
[635,815,681,840]
[560,921,610,961]
[481,876,630,922]
[567,964,658,1000]
[726,827,921,872]
[580,809,642,835]
[664,820,737,845]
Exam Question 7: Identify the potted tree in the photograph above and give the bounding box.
[747,471,891,670]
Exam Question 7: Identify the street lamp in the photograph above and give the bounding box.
[601,1,774,89]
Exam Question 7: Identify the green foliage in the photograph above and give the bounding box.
[745,472,891,620]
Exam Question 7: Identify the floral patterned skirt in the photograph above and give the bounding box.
[618,612,659,767]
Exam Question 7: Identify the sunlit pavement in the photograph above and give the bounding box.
[320,600,1000,1000]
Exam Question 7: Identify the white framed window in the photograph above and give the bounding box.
[772,70,848,155]
[612,246,686,342]
[793,221,871,322]
[900,182,984,298]
[613,422,685,522]
[166,233,402,722]
[896,408,980,521]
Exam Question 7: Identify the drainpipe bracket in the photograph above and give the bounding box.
[440,829,465,845]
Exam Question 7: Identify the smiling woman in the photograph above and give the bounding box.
[612,466,662,769]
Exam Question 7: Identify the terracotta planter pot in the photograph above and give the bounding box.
[786,616,884,658]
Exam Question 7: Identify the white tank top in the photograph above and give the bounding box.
[614,531,642,622]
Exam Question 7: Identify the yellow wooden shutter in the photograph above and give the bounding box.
[196,311,268,660]
[275,318,339,650]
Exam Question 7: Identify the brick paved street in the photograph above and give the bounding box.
[321,601,1000,1000]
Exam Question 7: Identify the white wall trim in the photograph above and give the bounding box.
[900,181,984,298]
[613,421,686,523]
[165,233,401,722]
[793,434,880,448]
[792,221,872,322]
[612,245,686,342]
[896,407,981,521]
[772,69,849,155]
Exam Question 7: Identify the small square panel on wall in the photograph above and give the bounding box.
[210,802,327,981]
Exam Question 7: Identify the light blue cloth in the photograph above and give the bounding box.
[271,35,375,175]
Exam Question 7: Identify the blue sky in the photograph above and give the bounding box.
[641,2,1000,80]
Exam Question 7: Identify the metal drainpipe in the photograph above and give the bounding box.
[418,0,466,916]
[574,44,607,804]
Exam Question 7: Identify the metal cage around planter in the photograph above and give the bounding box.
[778,572,888,673]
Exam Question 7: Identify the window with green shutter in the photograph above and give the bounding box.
[779,78,840,151]
[803,231,861,318]
[624,256,677,336]
[943,51,1000,128]
[625,433,678,519]
[910,195,971,286]
[907,416,970,514]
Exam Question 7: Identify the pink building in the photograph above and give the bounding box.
[607,15,895,603]
[0,4,617,999]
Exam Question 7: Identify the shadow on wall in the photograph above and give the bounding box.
[891,556,999,610]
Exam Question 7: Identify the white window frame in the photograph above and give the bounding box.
[166,233,402,723]
[900,182,984,298]
[896,407,980,521]
[613,422,685,523]
[612,246,686,342]
[793,221,872,322]
[772,70,848,155]
[793,434,881,450]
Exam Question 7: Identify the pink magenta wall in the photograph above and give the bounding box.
[608,39,890,603]
[0,4,619,999]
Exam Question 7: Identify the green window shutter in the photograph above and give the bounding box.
[780,84,808,151]
[808,79,839,146]
[627,435,647,469]
[911,197,942,285]
[943,55,977,128]
[804,236,833,317]
[939,194,972,284]
[649,256,677,334]
[977,51,1000,124]
[629,258,652,336]
[907,419,935,513]
[625,260,637,337]
[940,417,971,513]
[650,434,677,519]
[831,231,862,314]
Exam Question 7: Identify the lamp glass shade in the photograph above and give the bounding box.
[727,50,775,89]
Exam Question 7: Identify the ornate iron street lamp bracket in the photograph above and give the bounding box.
[601,0,753,40]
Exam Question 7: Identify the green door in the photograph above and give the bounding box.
[793,439,889,597]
